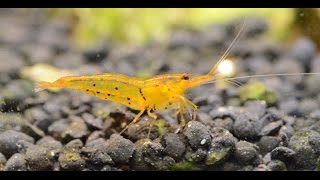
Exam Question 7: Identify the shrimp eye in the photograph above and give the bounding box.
[182,75,189,80]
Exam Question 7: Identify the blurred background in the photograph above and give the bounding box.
[1,8,320,171]
[2,8,320,48]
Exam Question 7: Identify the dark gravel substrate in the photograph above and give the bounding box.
[1,9,320,171]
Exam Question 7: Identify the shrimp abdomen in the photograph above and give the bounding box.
[57,74,145,110]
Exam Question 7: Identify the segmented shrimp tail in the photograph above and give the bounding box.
[34,81,53,93]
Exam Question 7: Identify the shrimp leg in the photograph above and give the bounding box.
[174,101,190,134]
[177,95,198,121]
[120,109,145,135]
[184,97,198,121]
[147,108,157,138]
[174,95,198,134]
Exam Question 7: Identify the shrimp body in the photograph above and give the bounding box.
[37,73,207,110]
[37,72,213,134]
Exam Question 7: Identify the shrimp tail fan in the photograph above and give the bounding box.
[34,81,52,93]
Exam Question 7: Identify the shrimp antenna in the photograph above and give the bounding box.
[208,17,247,76]
[202,72,320,86]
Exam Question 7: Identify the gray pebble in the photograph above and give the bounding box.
[253,164,268,171]
[48,119,69,140]
[310,121,320,134]
[88,150,114,166]
[234,141,258,164]
[86,131,105,143]
[289,37,316,70]
[24,107,52,132]
[245,56,273,75]
[299,99,319,116]
[279,125,294,139]
[36,136,63,152]
[293,118,317,131]
[240,165,255,171]
[105,134,135,164]
[205,127,237,166]
[193,93,223,110]
[310,55,320,73]
[37,21,70,50]
[4,153,27,171]
[58,147,86,170]
[65,139,83,149]
[53,52,86,69]
[61,116,89,142]
[142,140,175,170]
[2,79,34,103]
[43,94,70,120]
[212,117,233,132]
[61,105,90,117]
[25,145,55,171]
[273,58,304,84]
[244,100,267,120]
[279,99,302,117]
[310,109,320,120]
[0,130,34,158]
[0,48,25,75]
[185,148,207,163]
[258,136,280,154]
[200,25,227,48]
[130,139,153,170]
[305,75,320,96]
[81,147,114,167]
[233,112,258,140]
[209,106,235,119]
[100,165,112,171]
[267,160,287,171]
[83,42,110,63]
[19,43,54,64]
[278,132,289,147]
[197,112,213,126]
[0,24,27,50]
[16,140,34,155]
[259,121,283,136]
[20,122,45,141]
[308,130,320,155]
[230,17,269,38]
[220,162,242,171]
[255,113,277,133]
[270,146,295,162]
[226,98,241,107]
[263,153,271,164]
[289,130,319,169]
[161,133,185,160]
[85,138,108,151]
[183,121,212,149]
[82,113,104,130]
[169,30,199,50]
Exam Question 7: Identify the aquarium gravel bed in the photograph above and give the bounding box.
[1,10,320,171]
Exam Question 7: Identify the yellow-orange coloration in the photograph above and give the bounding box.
[36,71,215,135]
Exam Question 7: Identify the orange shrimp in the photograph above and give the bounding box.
[36,20,320,136]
